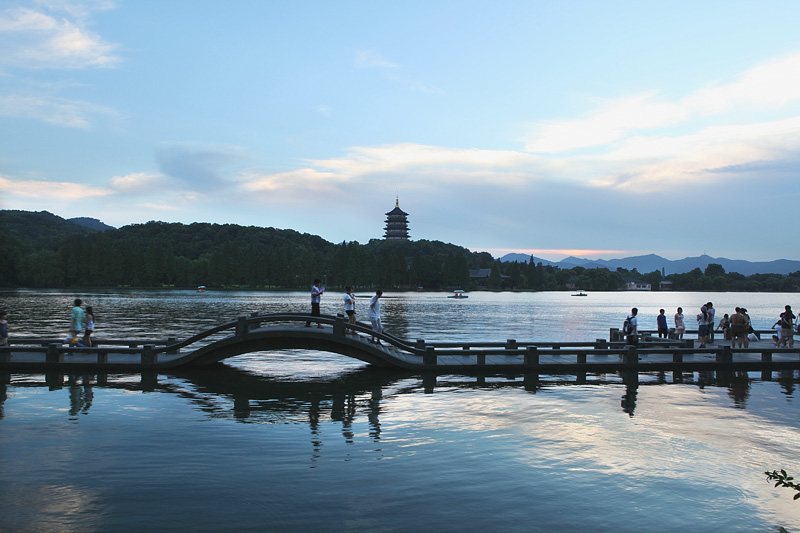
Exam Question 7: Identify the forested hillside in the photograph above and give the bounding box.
[2,210,797,291]
[0,211,498,289]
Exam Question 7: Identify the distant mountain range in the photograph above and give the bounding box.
[499,253,800,276]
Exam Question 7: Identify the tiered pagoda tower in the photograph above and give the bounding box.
[383,196,410,240]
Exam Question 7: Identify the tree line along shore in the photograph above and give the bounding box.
[1,210,799,292]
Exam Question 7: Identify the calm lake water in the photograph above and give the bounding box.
[1,289,799,532]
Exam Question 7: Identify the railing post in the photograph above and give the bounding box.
[505,339,517,350]
[595,339,607,350]
[623,345,638,366]
[717,346,732,364]
[166,337,178,355]
[416,339,426,353]
[577,353,587,365]
[760,350,773,381]
[98,351,108,364]
[477,352,486,366]
[250,312,261,330]
[424,346,436,366]
[142,344,156,365]
[610,328,620,342]
[333,316,345,337]
[47,343,60,363]
[235,316,249,337]
[0,348,9,363]
[524,346,539,369]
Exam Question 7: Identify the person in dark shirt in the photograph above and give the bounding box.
[656,309,669,338]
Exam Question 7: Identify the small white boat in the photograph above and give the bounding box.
[571,290,587,296]
[448,290,469,299]
[197,285,206,293]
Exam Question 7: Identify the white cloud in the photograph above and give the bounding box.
[0,175,113,199]
[686,54,800,114]
[0,5,119,70]
[137,202,181,211]
[0,93,118,128]
[234,144,552,208]
[525,95,688,153]
[238,168,340,194]
[592,115,800,191]
[314,143,536,177]
[110,172,166,193]
[524,52,800,155]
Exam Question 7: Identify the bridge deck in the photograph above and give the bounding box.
[1,313,799,374]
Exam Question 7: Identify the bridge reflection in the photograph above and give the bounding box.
[1,367,798,431]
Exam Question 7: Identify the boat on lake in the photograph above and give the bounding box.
[448,290,469,299]
[571,290,587,296]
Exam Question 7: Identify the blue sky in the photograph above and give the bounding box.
[2,0,800,261]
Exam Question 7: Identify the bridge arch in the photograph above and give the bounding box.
[184,327,401,367]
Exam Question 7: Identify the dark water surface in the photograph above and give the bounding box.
[1,289,799,532]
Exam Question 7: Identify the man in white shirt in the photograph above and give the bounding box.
[305,279,324,328]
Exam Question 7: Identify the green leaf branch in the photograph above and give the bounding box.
[765,470,800,500]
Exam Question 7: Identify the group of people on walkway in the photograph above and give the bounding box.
[304,280,385,344]
[625,302,797,350]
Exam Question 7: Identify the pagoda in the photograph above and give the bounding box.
[384,196,410,240]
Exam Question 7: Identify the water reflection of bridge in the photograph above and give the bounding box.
[2,365,798,426]
[3,313,800,377]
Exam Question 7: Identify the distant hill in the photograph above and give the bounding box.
[0,210,98,242]
[500,252,800,276]
[0,209,494,289]
[69,217,115,232]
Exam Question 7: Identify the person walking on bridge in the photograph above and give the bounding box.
[369,290,383,344]
[696,305,710,348]
[305,279,324,328]
[71,299,85,339]
[706,302,716,343]
[674,307,685,339]
[344,286,356,335]
[83,306,95,347]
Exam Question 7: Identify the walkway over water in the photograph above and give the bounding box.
[1,312,799,376]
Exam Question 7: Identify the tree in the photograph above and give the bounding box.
[704,263,726,277]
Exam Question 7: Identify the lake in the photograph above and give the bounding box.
[1,289,799,532]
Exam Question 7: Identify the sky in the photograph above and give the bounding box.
[1,0,800,262]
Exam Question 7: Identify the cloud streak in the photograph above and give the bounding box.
[0,175,113,199]
[524,52,800,155]
[0,4,119,71]
[0,94,119,128]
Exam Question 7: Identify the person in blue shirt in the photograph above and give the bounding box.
[71,299,85,338]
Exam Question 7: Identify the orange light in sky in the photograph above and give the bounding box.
[474,248,628,258]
